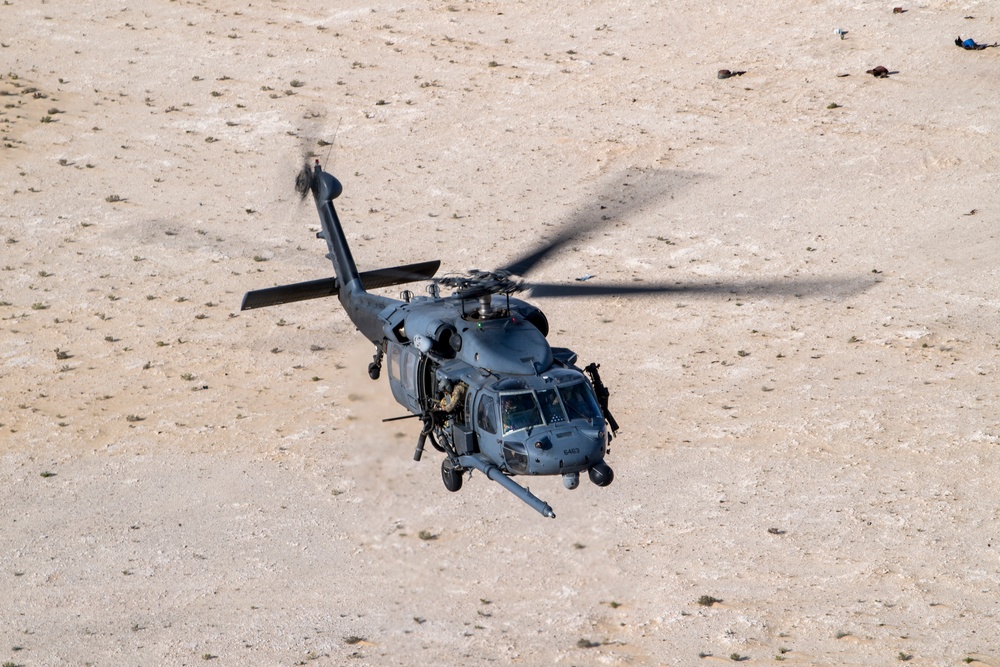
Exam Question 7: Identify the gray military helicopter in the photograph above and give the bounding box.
[242,161,864,517]
[242,160,639,518]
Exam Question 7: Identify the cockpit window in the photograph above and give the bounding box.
[500,392,542,434]
[498,381,603,434]
[477,395,498,434]
[558,382,603,423]
[536,388,566,425]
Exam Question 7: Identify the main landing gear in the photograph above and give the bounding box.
[441,457,463,492]
[368,346,383,380]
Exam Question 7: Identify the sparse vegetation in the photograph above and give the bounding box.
[697,595,722,607]
[125,414,144,423]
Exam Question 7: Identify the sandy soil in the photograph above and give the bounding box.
[2,0,999,665]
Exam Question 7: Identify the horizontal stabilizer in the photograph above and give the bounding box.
[241,259,440,310]
[241,275,340,311]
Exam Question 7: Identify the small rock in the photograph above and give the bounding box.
[717,69,746,79]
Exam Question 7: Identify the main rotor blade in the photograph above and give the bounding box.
[498,168,698,277]
[528,275,876,299]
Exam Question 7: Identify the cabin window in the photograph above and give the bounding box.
[403,349,420,391]
[388,345,401,382]
[477,395,498,434]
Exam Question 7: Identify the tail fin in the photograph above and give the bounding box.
[241,162,439,343]
[309,163,362,290]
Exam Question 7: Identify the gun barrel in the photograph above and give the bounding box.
[458,455,555,518]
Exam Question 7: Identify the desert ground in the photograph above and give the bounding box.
[2,0,999,664]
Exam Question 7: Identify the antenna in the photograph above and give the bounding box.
[325,116,342,168]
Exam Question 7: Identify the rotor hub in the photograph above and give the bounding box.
[435,269,525,301]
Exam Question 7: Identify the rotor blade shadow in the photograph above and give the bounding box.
[528,275,878,299]
[499,168,704,277]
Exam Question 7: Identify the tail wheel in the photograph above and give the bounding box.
[441,458,463,492]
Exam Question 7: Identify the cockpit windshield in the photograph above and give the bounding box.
[499,381,603,435]
[558,382,602,422]
[500,392,541,434]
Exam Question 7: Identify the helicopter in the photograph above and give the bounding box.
[242,160,866,517]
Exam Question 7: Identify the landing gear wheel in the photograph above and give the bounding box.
[368,347,383,380]
[441,458,463,492]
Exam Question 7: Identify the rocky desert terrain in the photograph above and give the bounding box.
[2,0,999,665]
